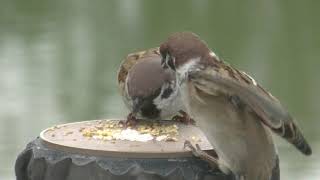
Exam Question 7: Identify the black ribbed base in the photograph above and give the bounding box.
[15,138,234,180]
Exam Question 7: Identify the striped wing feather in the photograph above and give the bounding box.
[189,67,312,155]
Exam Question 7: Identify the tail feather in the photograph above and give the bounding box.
[276,121,312,155]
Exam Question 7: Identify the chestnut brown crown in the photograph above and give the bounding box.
[160,32,211,71]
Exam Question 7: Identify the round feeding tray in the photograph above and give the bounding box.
[16,119,234,180]
[40,119,214,158]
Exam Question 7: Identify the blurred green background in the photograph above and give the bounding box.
[0,0,319,179]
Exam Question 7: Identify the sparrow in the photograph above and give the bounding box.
[160,32,312,180]
[117,47,192,125]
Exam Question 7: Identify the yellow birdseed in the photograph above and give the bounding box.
[81,120,179,142]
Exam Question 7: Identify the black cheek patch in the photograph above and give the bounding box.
[161,87,173,99]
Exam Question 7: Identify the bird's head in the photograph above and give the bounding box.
[126,55,176,119]
[160,32,212,74]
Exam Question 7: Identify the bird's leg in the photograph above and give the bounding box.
[119,112,138,128]
[184,140,219,169]
[184,140,232,175]
[172,110,196,125]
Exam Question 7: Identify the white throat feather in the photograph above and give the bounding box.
[176,57,201,84]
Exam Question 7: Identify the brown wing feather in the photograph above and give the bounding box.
[189,66,312,155]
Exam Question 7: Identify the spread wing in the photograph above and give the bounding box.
[189,65,312,155]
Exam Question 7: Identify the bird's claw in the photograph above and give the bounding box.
[172,110,196,125]
[184,140,202,157]
[184,140,219,169]
[119,113,138,128]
